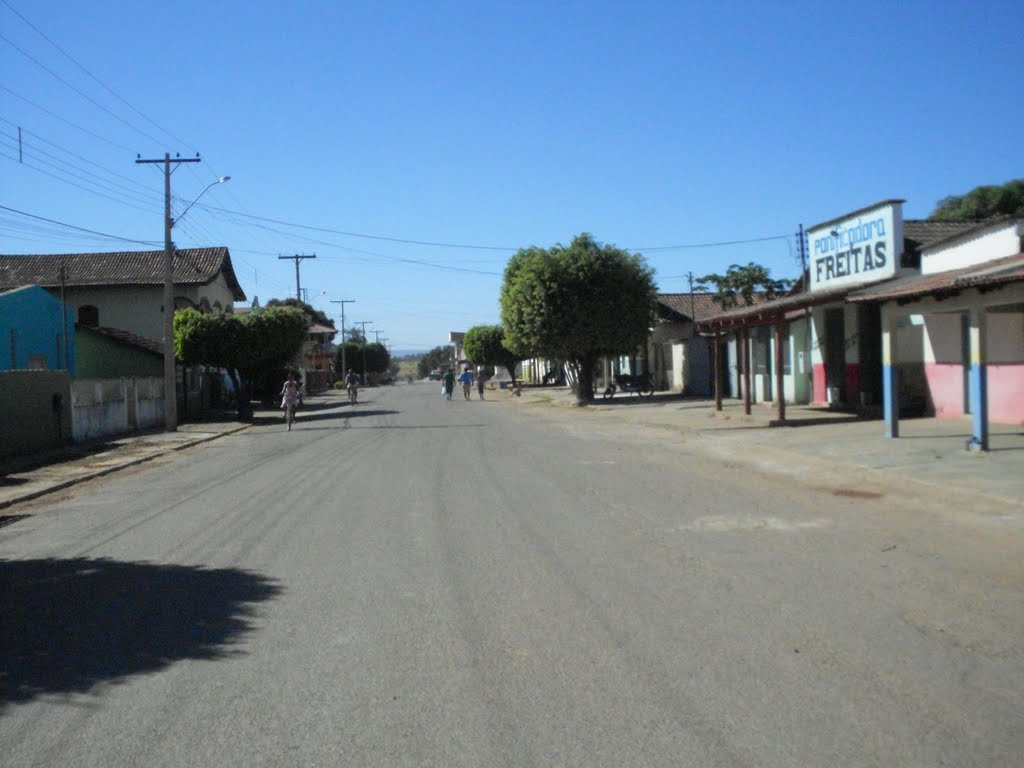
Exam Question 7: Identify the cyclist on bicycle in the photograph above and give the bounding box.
[344,368,360,404]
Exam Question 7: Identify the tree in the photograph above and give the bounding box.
[175,306,308,416]
[265,297,334,328]
[695,262,792,310]
[463,324,524,386]
[500,233,656,405]
[929,179,1024,221]
[416,345,455,378]
[334,341,391,378]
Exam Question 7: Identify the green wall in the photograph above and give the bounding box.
[76,328,162,379]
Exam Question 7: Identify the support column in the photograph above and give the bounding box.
[968,306,989,451]
[742,327,751,415]
[882,308,898,439]
[713,331,722,411]
[774,321,786,422]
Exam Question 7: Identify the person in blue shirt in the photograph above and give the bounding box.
[457,367,474,400]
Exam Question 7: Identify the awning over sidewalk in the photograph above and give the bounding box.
[847,252,1024,304]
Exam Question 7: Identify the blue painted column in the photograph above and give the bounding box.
[882,309,898,438]
[968,306,989,451]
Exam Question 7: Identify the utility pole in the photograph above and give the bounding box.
[355,321,372,385]
[136,152,202,431]
[798,224,812,391]
[687,271,696,325]
[372,329,383,344]
[279,253,316,301]
[331,299,355,373]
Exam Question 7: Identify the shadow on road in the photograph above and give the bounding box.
[0,557,282,709]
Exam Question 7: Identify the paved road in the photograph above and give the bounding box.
[2,383,1022,767]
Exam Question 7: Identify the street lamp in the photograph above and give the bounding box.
[175,177,230,225]
[163,175,230,431]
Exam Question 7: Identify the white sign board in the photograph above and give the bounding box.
[808,202,902,292]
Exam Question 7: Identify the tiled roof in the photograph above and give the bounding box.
[308,322,337,335]
[848,253,1024,303]
[902,219,983,254]
[0,247,246,301]
[657,292,769,322]
[79,325,164,355]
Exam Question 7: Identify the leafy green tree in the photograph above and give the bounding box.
[929,179,1024,221]
[265,297,334,328]
[416,345,454,378]
[175,306,308,415]
[333,342,391,378]
[364,342,390,374]
[695,262,792,310]
[335,341,363,375]
[500,233,656,405]
[463,324,524,386]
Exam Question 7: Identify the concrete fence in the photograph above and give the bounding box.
[0,370,73,458]
[70,377,164,441]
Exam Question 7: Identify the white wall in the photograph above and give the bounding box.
[922,222,1021,275]
[71,377,164,441]
[63,279,240,344]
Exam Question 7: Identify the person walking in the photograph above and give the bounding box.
[441,368,455,401]
[279,372,301,430]
[458,367,474,400]
[477,369,486,400]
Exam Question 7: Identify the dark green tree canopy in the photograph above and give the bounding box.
[463,324,524,384]
[696,262,792,310]
[501,233,656,403]
[416,345,454,378]
[175,306,309,409]
[334,341,391,376]
[929,179,1024,221]
[265,297,334,328]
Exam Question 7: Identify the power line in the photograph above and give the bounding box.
[0,0,197,152]
[635,234,793,251]
[1,150,162,215]
[0,84,135,151]
[0,117,162,197]
[0,204,161,245]
[0,31,167,147]
[195,202,517,251]
[0,131,164,207]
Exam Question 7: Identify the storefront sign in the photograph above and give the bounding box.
[808,202,902,292]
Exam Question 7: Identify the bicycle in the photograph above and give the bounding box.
[602,373,655,399]
[284,402,296,430]
[347,385,358,405]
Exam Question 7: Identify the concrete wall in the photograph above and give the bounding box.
[71,377,164,442]
[0,370,72,457]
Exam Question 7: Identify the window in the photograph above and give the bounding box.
[78,305,99,327]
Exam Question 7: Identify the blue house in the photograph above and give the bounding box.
[0,284,76,374]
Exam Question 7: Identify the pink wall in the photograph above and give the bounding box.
[813,363,826,404]
[924,363,965,417]
[925,362,1024,423]
[989,364,1024,424]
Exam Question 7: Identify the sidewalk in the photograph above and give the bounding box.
[0,418,250,514]
[509,385,1024,509]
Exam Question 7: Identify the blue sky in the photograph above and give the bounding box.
[3,0,1022,353]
